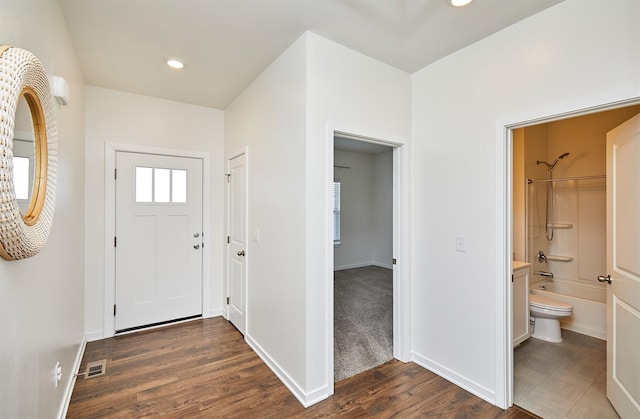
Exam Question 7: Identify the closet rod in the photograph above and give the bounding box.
[527,174,605,184]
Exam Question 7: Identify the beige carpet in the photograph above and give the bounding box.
[334,265,393,382]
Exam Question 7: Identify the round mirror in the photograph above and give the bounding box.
[0,45,57,260]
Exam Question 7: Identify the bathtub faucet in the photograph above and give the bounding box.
[535,271,554,278]
[537,250,547,263]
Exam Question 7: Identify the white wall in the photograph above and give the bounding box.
[84,86,224,339]
[0,0,86,417]
[372,151,393,266]
[334,149,392,270]
[306,32,410,397]
[225,32,409,405]
[224,35,308,398]
[411,0,640,405]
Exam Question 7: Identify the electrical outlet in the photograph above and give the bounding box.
[456,235,466,252]
[54,362,62,387]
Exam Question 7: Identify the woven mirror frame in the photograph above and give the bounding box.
[0,45,57,260]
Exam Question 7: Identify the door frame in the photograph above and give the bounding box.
[104,142,212,338]
[326,124,411,394]
[495,91,640,408]
[223,147,249,331]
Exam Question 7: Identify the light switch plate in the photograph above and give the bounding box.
[456,235,466,252]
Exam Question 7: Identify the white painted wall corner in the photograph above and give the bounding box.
[57,336,87,419]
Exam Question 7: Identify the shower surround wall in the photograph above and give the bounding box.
[528,177,605,286]
[518,106,640,290]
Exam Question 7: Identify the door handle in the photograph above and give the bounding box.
[237,250,245,257]
[597,275,612,284]
[193,244,200,249]
[193,232,200,238]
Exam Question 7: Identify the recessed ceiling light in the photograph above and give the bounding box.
[166,58,184,69]
[451,0,473,7]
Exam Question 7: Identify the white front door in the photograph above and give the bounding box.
[227,152,247,334]
[115,152,203,331]
[606,113,640,418]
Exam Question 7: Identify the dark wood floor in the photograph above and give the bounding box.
[68,317,537,418]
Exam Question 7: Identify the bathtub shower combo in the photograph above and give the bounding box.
[525,153,607,342]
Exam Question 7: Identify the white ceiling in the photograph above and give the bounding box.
[59,0,562,109]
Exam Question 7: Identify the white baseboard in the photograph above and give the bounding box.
[334,261,393,271]
[85,330,104,342]
[303,384,331,407]
[208,308,224,318]
[58,336,87,419]
[245,334,329,407]
[410,351,496,406]
[372,262,393,270]
[334,262,372,271]
[561,324,606,340]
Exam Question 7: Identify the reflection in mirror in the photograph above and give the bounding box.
[12,95,35,215]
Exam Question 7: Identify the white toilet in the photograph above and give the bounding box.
[529,293,573,343]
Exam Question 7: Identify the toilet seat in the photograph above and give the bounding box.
[530,293,572,313]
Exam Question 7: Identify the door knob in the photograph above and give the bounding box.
[237,250,245,257]
[193,232,200,238]
[597,275,612,284]
[193,244,200,249]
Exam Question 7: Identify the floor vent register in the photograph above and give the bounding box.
[81,359,107,379]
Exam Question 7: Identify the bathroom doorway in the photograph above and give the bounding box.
[511,104,640,418]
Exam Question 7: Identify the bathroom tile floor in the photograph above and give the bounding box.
[514,330,620,419]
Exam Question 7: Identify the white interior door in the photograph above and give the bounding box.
[115,152,203,331]
[227,153,247,334]
[606,113,640,418]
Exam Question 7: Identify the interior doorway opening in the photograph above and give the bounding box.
[327,128,410,394]
[500,97,640,415]
[511,104,640,418]
[333,135,394,382]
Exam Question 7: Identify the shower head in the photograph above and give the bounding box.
[550,152,570,168]
[537,152,570,170]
